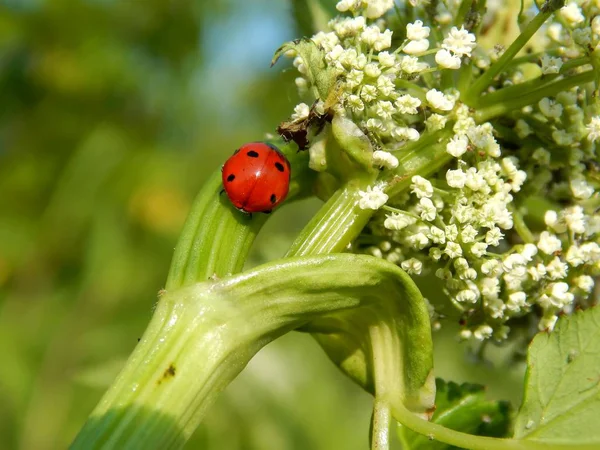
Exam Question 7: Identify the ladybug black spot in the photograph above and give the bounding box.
[270,194,277,204]
[247,150,259,158]
[274,162,285,172]
[227,174,235,182]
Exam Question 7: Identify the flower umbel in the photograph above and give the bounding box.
[279,0,599,341]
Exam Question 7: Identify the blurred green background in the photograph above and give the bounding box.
[0,1,525,449]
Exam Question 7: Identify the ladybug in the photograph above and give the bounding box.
[221,142,291,214]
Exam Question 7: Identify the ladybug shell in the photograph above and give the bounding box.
[222,142,291,213]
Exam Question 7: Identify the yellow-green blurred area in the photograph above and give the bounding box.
[0,1,525,449]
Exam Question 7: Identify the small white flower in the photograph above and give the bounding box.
[346,69,364,88]
[457,289,478,304]
[444,242,463,258]
[585,116,600,142]
[364,62,382,78]
[427,89,455,111]
[446,168,466,188]
[428,226,446,244]
[521,243,538,262]
[481,259,502,276]
[346,94,365,112]
[575,275,594,293]
[549,282,574,307]
[473,324,493,340]
[570,176,594,200]
[481,277,500,299]
[528,263,547,281]
[471,242,488,257]
[507,292,527,312]
[403,39,430,55]
[376,75,395,96]
[544,210,566,233]
[335,0,359,12]
[394,94,421,114]
[566,245,584,267]
[537,231,562,255]
[446,134,469,157]
[400,56,429,74]
[373,150,399,169]
[366,118,385,132]
[411,175,434,198]
[441,26,476,57]
[459,329,472,339]
[361,25,382,46]
[401,257,423,275]
[546,257,568,280]
[460,224,478,243]
[560,2,584,26]
[291,103,310,121]
[430,247,443,260]
[358,185,388,210]
[408,232,430,249]
[435,49,461,69]
[485,227,503,246]
[364,0,395,19]
[384,212,416,230]
[377,51,396,68]
[391,126,420,141]
[564,205,586,234]
[374,29,393,51]
[406,20,430,40]
[540,55,563,74]
[538,98,563,119]
[360,84,378,102]
[503,253,525,272]
[445,224,459,241]
[374,100,395,120]
[419,197,437,221]
[426,114,448,131]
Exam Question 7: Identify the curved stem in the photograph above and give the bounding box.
[391,401,597,450]
[72,254,431,449]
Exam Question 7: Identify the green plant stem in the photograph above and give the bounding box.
[72,254,432,449]
[510,205,535,244]
[463,5,556,105]
[475,70,595,122]
[391,401,598,450]
[372,398,392,450]
[286,179,374,256]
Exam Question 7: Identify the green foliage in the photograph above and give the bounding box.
[398,379,511,450]
[272,39,337,100]
[514,307,600,445]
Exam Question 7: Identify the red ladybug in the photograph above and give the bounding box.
[221,142,291,214]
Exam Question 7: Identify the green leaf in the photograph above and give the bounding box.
[514,306,600,445]
[271,39,337,100]
[398,379,511,450]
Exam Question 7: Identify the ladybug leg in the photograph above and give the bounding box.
[219,188,225,195]
[262,210,272,214]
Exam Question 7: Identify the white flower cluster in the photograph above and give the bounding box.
[281,1,599,342]
[288,0,478,151]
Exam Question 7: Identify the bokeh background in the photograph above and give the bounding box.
[0,1,525,449]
